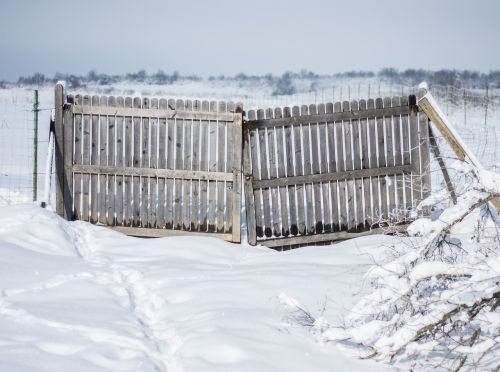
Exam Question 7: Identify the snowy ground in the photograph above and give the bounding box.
[1,79,499,371]
[0,203,404,372]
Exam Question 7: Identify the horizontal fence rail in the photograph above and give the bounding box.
[243,95,431,247]
[54,83,243,242]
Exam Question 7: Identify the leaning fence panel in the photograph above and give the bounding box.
[243,95,431,248]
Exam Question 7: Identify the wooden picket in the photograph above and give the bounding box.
[243,95,431,248]
[54,84,243,242]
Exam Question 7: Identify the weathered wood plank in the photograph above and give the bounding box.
[409,95,420,208]
[401,96,411,216]
[106,96,116,225]
[116,97,125,226]
[283,106,297,235]
[123,97,133,226]
[246,111,260,240]
[384,97,396,221]
[418,89,431,203]
[257,109,272,237]
[292,106,306,235]
[191,100,201,231]
[225,101,236,236]
[246,105,411,129]
[72,104,236,121]
[392,96,404,221]
[208,101,218,232]
[335,101,347,230]
[183,99,193,231]
[367,98,378,227]
[138,98,150,228]
[301,105,315,234]
[359,99,371,227]
[248,110,263,238]
[259,224,409,248]
[82,95,91,222]
[274,107,289,236]
[166,98,176,229]
[266,107,281,237]
[326,102,339,231]
[318,103,331,233]
[428,124,457,203]
[132,97,142,227]
[199,100,209,231]
[376,97,388,224]
[216,101,226,233]
[230,104,243,242]
[174,99,184,230]
[342,101,355,230]
[98,95,108,224]
[309,104,323,233]
[90,95,99,224]
[149,98,158,228]
[73,95,83,220]
[109,226,232,241]
[351,100,363,229]
[157,98,167,228]
[54,84,65,217]
[251,163,414,189]
[243,124,257,244]
[62,102,73,220]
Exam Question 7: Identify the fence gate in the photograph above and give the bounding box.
[243,95,431,248]
[54,84,243,242]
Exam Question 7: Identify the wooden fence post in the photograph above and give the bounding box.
[232,108,243,243]
[63,100,74,220]
[243,122,257,245]
[54,83,65,217]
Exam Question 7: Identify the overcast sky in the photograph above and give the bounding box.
[1,0,499,81]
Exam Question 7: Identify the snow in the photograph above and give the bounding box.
[0,203,392,372]
[314,177,500,370]
[1,79,499,370]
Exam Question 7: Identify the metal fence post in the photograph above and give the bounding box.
[33,90,39,201]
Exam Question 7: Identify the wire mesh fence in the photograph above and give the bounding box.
[0,88,36,205]
[0,81,498,208]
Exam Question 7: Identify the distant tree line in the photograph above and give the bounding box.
[6,68,500,94]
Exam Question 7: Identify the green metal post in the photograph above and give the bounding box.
[33,90,39,201]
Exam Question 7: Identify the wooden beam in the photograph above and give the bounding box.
[72,164,233,182]
[231,112,243,243]
[109,226,233,241]
[62,103,74,220]
[418,89,500,212]
[252,164,414,189]
[54,83,65,217]
[72,104,235,122]
[245,105,410,129]
[428,124,457,204]
[258,224,409,248]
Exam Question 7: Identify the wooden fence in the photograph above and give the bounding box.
[243,95,431,247]
[54,83,243,242]
[54,83,432,249]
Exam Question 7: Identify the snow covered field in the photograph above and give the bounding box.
[0,78,499,371]
[0,203,395,371]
